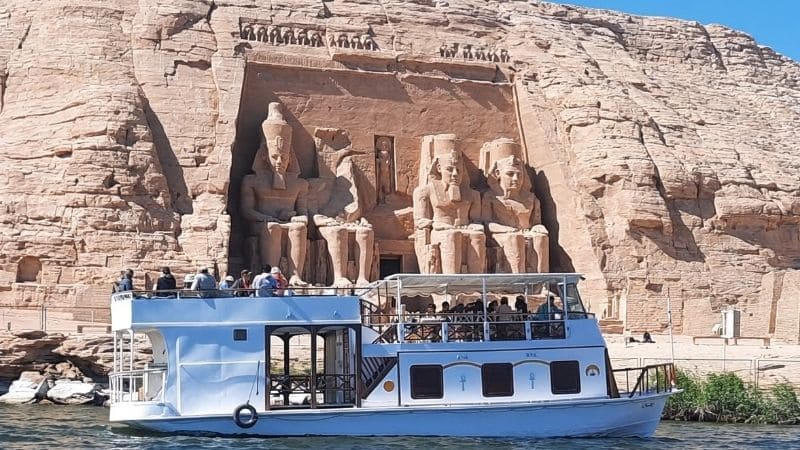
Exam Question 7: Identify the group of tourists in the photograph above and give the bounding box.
[113,264,292,297]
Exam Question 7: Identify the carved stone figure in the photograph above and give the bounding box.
[375,136,394,204]
[310,31,323,47]
[480,138,549,273]
[413,134,486,274]
[241,25,253,40]
[296,29,310,46]
[240,102,309,285]
[310,129,374,287]
[268,26,279,44]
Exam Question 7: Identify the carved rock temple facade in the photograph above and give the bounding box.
[1,1,800,341]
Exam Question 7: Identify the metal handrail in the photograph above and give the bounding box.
[109,367,167,403]
[612,363,675,398]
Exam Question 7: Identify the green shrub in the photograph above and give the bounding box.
[663,370,800,424]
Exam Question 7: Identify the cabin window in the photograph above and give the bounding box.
[410,365,443,399]
[482,363,514,397]
[233,329,247,341]
[550,360,581,394]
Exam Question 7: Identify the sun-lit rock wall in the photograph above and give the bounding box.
[1,1,799,340]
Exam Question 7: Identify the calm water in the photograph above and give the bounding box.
[0,405,798,450]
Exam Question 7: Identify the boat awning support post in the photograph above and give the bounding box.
[354,324,362,408]
[396,278,404,343]
[264,326,272,411]
[282,334,291,406]
[310,326,318,409]
[482,277,489,341]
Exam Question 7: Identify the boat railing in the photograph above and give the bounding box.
[115,286,360,301]
[269,373,357,407]
[362,311,590,343]
[612,363,676,398]
[109,366,167,403]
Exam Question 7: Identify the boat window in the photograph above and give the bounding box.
[550,360,581,394]
[562,283,586,314]
[410,365,443,399]
[481,363,514,397]
[233,329,247,341]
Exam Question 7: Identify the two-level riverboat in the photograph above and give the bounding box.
[108,273,676,437]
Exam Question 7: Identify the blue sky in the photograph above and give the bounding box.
[557,1,799,62]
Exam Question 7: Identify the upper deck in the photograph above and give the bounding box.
[110,290,362,331]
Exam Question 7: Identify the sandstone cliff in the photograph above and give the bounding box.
[1,1,799,340]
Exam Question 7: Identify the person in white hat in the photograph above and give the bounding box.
[219,274,235,290]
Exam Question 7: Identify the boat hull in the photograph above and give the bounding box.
[114,393,670,438]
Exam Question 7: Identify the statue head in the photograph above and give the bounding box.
[258,102,294,186]
[487,139,528,198]
[494,155,525,196]
[430,134,463,187]
[376,136,392,154]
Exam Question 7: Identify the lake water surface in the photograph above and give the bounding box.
[0,404,797,449]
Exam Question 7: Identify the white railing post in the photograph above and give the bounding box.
[396,278,405,344]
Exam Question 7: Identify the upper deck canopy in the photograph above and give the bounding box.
[364,273,584,297]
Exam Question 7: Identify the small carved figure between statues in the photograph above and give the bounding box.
[375,136,395,205]
[240,102,309,285]
[413,134,486,274]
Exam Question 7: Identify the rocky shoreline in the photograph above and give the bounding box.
[0,330,151,406]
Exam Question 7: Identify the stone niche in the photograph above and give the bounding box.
[227,62,522,284]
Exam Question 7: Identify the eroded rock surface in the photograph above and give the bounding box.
[0,1,798,340]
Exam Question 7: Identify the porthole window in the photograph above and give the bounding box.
[550,360,581,394]
[410,365,443,399]
[233,329,248,341]
[482,363,514,397]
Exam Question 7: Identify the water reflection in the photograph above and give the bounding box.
[1,404,798,450]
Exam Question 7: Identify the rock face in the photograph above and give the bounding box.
[0,1,799,340]
[0,330,151,384]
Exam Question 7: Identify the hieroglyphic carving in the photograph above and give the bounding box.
[413,134,486,274]
[438,43,510,63]
[375,135,395,204]
[480,138,549,273]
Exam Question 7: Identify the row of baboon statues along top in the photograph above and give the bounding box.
[240,24,377,50]
[239,23,510,62]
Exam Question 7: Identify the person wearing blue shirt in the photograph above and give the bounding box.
[116,269,134,292]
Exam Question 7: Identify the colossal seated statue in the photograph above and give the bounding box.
[413,134,486,274]
[480,138,549,273]
[240,102,309,285]
[309,128,374,287]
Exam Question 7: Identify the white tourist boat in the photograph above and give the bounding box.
[108,273,677,438]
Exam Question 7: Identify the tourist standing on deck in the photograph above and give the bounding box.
[191,267,216,291]
[231,269,251,296]
[219,275,235,290]
[116,269,134,292]
[251,264,271,293]
[255,266,279,297]
[154,267,177,292]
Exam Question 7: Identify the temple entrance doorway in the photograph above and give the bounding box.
[379,256,402,279]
